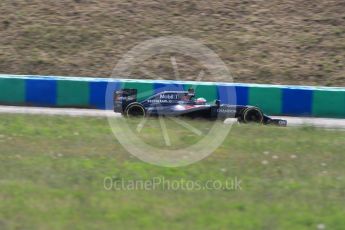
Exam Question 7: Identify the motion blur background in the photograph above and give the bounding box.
[1,2,345,230]
[0,0,344,86]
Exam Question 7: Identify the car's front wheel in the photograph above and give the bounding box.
[241,107,264,124]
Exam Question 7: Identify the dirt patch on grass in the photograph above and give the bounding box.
[0,0,344,86]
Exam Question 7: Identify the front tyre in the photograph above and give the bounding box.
[124,102,146,118]
[242,107,264,124]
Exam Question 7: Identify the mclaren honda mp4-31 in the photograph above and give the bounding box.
[113,88,287,126]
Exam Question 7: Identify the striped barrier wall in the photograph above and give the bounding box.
[0,74,344,118]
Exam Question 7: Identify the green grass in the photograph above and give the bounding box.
[1,114,345,229]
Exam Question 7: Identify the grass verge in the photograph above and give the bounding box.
[0,114,345,229]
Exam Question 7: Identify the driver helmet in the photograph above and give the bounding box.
[195,97,207,104]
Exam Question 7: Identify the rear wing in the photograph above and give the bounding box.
[113,88,137,113]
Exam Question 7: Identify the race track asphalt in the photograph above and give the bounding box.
[1,105,345,130]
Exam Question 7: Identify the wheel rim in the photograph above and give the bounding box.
[244,108,263,123]
[127,105,145,117]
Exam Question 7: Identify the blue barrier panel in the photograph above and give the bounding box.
[26,79,57,106]
[282,88,313,116]
[0,74,344,118]
[217,85,248,105]
[153,82,185,94]
[90,81,108,109]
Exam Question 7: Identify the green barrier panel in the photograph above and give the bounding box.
[57,80,89,107]
[313,90,345,118]
[249,87,282,115]
[183,84,218,103]
[0,78,25,104]
[1,75,345,118]
[122,81,154,102]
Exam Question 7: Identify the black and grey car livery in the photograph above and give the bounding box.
[114,88,287,126]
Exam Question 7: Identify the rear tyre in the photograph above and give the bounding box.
[242,107,264,124]
[124,102,146,118]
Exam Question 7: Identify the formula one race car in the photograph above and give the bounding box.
[113,88,287,126]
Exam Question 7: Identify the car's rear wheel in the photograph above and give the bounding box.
[242,107,264,124]
[124,102,146,118]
